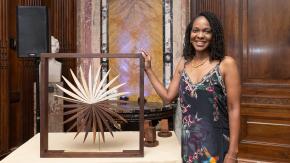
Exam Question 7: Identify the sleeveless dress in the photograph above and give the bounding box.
[179,63,229,163]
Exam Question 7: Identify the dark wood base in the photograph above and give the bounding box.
[158,131,172,137]
[144,140,159,147]
[40,150,144,158]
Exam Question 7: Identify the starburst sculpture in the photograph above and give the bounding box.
[54,65,129,143]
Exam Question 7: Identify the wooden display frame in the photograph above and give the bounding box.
[40,53,144,157]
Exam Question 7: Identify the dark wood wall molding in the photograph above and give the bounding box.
[242,96,290,106]
[0,0,9,156]
[191,0,290,161]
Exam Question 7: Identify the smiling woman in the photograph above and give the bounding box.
[190,16,213,53]
[142,11,240,163]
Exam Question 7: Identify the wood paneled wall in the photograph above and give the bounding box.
[44,0,77,90]
[8,0,42,149]
[44,0,77,131]
[191,0,290,162]
[0,0,9,157]
[49,0,76,53]
[191,0,225,23]
[239,0,290,161]
[0,0,76,157]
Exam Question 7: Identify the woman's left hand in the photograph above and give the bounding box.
[141,49,152,72]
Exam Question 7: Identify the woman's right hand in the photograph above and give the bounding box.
[141,49,152,72]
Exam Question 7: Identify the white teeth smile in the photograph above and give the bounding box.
[196,42,205,46]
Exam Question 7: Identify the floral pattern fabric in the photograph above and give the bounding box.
[179,64,229,163]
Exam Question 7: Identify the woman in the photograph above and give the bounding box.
[142,12,240,163]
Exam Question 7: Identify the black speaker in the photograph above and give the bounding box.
[17,6,49,57]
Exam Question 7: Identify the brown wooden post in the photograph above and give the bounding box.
[40,56,48,156]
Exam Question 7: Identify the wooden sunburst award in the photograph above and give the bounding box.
[40,53,145,157]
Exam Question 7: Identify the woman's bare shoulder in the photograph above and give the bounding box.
[221,56,236,64]
[175,57,187,74]
[220,56,238,75]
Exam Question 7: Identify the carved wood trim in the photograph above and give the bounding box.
[242,96,290,106]
[0,41,8,70]
[19,0,42,5]
[0,0,9,155]
[243,82,290,88]
[241,104,290,119]
[241,139,290,148]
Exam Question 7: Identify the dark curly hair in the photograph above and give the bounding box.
[183,11,225,61]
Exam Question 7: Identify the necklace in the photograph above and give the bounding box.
[192,57,208,68]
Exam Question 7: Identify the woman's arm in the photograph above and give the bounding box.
[220,56,241,162]
[142,50,185,104]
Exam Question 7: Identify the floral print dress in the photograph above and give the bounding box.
[180,64,229,163]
